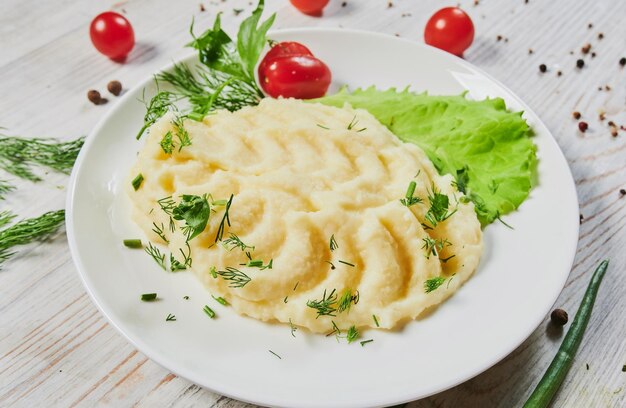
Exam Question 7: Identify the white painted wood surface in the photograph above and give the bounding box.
[1,0,625,406]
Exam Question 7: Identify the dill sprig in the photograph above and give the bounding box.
[170,243,192,271]
[400,180,422,207]
[160,131,174,154]
[151,222,169,243]
[145,242,166,270]
[424,276,448,293]
[166,313,177,321]
[216,266,251,288]
[171,115,191,152]
[223,233,255,252]
[289,318,297,338]
[0,210,65,266]
[421,237,452,259]
[0,134,84,182]
[424,185,457,227]
[346,325,359,343]
[214,194,234,242]
[337,288,359,313]
[0,180,15,200]
[329,234,338,251]
[306,289,338,318]
[136,90,177,140]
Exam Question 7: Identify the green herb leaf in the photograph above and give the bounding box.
[212,295,229,305]
[0,210,65,267]
[236,0,276,80]
[216,266,251,288]
[172,194,210,240]
[131,173,144,191]
[123,239,143,249]
[203,305,216,318]
[145,242,166,270]
[137,90,176,140]
[424,185,457,227]
[424,277,447,293]
[306,289,338,318]
[337,288,359,313]
[166,313,176,321]
[346,325,359,343]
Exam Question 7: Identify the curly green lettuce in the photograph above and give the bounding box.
[316,87,537,225]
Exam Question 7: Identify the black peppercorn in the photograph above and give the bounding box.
[576,59,585,69]
[539,64,547,73]
[551,309,568,326]
[620,57,626,67]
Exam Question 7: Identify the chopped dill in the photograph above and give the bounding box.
[268,350,281,359]
[223,232,255,252]
[346,325,359,343]
[424,277,447,293]
[360,339,374,347]
[338,260,355,267]
[166,313,176,321]
[329,234,338,251]
[137,90,176,140]
[289,318,297,337]
[171,114,192,152]
[424,185,457,227]
[216,266,251,288]
[372,314,380,327]
[421,237,452,259]
[337,288,359,313]
[306,289,338,318]
[170,243,192,271]
[145,242,166,270]
[151,222,169,243]
[214,194,233,242]
[326,261,336,270]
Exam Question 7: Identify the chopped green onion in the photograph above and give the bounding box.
[123,239,142,248]
[247,259,263,267]
[131,173,144,190]
[212,295,228,305]
[141,293,157,301]
[203,305,216,319]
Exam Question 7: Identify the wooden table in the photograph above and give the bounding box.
[1,0,624,406]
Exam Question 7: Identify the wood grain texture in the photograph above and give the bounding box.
[0,0,624,407]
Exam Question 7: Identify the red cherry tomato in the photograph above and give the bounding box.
[90,11,135,60]
[258,41,313,86]
[424,7,474,57]
[289,0,330,16]
[260,55,331,99]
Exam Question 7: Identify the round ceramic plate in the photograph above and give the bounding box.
[66,29,579,408]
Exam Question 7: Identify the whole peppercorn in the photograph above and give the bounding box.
[578,121,588,132]
[581,43,591,54]
[87,89,104,105]
[107,80,122,96]
[620,189,626,197]
[539,64,547,73]
[572,111,581,120]
[620,57,626,67]
[576,59,585,69]
[550,309,568,326]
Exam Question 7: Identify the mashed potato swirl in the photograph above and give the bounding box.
[128,98,482,333]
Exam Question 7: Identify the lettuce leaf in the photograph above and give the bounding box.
[316,87,537,225]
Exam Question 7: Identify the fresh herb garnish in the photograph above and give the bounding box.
[306,289,338,318]
[372,314,380,327]
[172,194,210,240]
[156,1,274,119]
[131,173,144,190]
[214,194,233,242]
[137,90,176,140]
[171,114,191,152]
[326,320,341,338]
[268,350,281,359]
[0,134,84,182]
[203,305,216,318]
[0,180,15,200]
[123,239,143,249]
[141,293,157,301]
[360,339,374,347]
[160,131,174,154]
[326,261,336,270]
[170,243,192,271]
[289,318,297,337]
[283,296,288,303]
[424,276,447,293]
[157,195,177,232]
[400,180,422,207]
[216,266,251,288]
[346,325,359,343]
[0,210,65,267]
[151,222,169,243]
[337,288,359,313]
[166,313,177,321]
[329,234,338,251]
[338,260,355,267]
[317,124,330,130]
[223,232,254,252]
[145,242,166,270]
[424,185,457,227]
[421,237,452,259]
[212,295,228,305]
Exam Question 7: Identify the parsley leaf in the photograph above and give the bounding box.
[172,194,210,240]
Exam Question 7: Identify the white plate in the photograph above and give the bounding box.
[66,29,579,408]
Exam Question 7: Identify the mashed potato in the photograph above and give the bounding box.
[128,98,482,333]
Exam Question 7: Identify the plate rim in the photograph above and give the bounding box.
[66,27,580,408]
